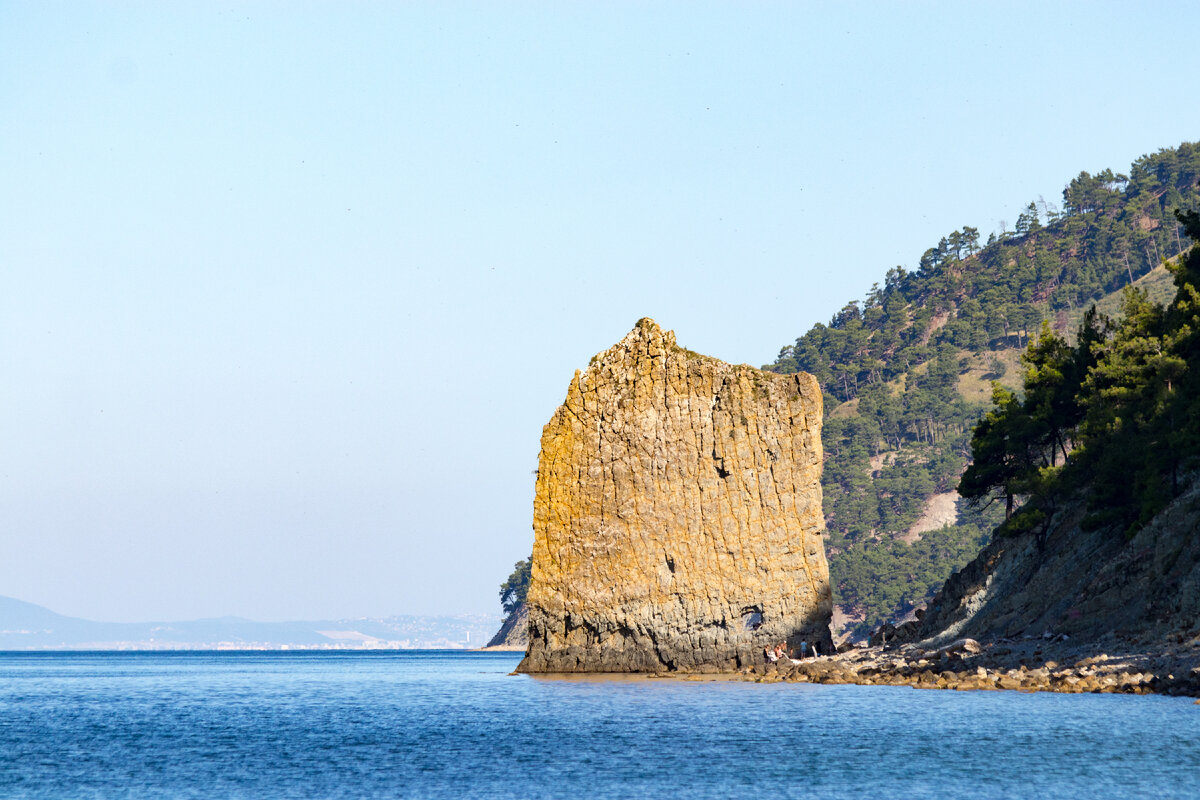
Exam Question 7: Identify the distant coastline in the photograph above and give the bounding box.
[0,595,499,652]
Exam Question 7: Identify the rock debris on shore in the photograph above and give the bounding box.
[734,638,1200,697]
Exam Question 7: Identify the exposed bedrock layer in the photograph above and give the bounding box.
[484,603,529,649]
[517,319,832,673]
[910,474,1200,649]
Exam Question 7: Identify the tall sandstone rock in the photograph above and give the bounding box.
[518,319,832,673]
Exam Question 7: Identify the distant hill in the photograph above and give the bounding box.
[0,596,499,650]
[765,142,1200,639]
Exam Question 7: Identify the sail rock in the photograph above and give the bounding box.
[518,319,832,672]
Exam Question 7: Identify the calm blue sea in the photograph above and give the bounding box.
[1,651,1198,799]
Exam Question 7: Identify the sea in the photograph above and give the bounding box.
[1,651,1198,799]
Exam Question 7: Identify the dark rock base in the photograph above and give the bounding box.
[517,621,834,674]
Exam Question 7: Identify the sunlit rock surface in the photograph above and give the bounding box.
[518,319,831,673]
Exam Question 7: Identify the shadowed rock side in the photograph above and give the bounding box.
[747,478,1200,698]
[910,475,1200,650]
[484,602,528,649]
[517,319,832,673]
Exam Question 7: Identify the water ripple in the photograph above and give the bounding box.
[0,652,1197,799]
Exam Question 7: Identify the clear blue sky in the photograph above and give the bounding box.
[2,2,1198,622]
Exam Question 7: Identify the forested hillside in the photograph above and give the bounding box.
[911,208,1200,652]
[766,142,1200,638]
[962,206,1200,539]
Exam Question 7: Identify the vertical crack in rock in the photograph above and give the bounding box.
[518,319,832,673]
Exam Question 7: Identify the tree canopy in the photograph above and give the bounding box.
[963,207,1200,539]
[499,557,531,616]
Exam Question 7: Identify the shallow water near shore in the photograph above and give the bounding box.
[2,651,1198,799]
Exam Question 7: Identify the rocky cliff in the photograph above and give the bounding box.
[911,476,1200,650]
[517,319,832,673]
[484,602,529,649]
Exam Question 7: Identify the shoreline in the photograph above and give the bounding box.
[474,644,526,652]
[520,639,1200,700]
[738,638,1200,698]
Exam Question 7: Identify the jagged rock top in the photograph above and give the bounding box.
[518,319,832,673]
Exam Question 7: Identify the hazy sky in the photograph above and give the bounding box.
[3,2,1199,622]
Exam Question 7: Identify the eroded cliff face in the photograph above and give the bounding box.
[484,602,529,649]
[912,476,1200,649]
[517,319,831,673]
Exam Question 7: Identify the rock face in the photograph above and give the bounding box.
[912,475,1200,648]
[484,602,529,649]
[517,319,832,673]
